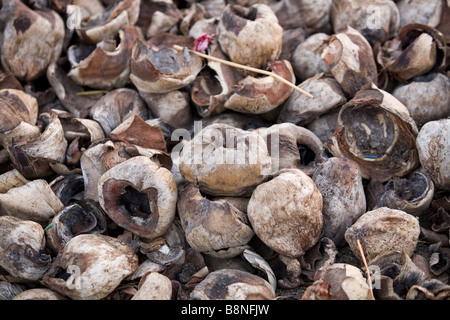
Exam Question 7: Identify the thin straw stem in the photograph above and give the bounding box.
[76,90,109,96]
[357,239,375,300]
[173,45,314,98]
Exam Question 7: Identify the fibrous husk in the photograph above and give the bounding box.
[136,0,182,38]
[406,279,450,300]
[392,73,450,128]
[109,115,167,152]
[12,288,67,300]
[396,0,443,28]
[306,107,341,144]
[291,33,330,83]
[139,91,192,129]
[131,272,172,300]
[331,0,400,46]
[46,62,99,118]
[0,281,25,300]
[80,140,172,202]
[0,169,28,194]
[368,171,435,217]
[45,200,108,254]
[0,89,38,143]
[52,110,105,145]
[254,122,325,176]
[222,60,295,115]
[381,24,447,83]
[89,88,148,136]
[190,41,243,118]
[366,251,429,299]
[270,0,332,34]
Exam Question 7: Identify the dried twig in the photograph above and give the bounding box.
[173,45,314,98]
[357,239,375,300]
[76,90,109,96]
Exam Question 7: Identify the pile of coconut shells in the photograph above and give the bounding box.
[1,0,450,301]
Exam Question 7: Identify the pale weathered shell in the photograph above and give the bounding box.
[396,0,443,27]
[7,111,68,179]
[223,60,295,114]
[178,123,272,196]
[0,179,64,223]
[131,272,172,300]
[217,4,282,70]
[247,168,323,258]
[139,91,192,129]
[326,83,419,182]
[177,183,254,258]
[0,169,28,193]
[312,157,366,247]
[331,0,400,45]
[190,269,275,300]
[278,73,346,126]
[0,0,64,81]
[416,118,450,190]
[13,288,67,300]
[345,207,421,263]
[42,234,138,300]
[98,156,177,239]
[130,43,203,94]
[321,26,378,97]
[303,263,372,300]
[0,216,51,281]
[254,122,325,176]
[291,33,330,82]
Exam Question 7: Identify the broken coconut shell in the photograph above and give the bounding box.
[345,207,421,264]
[177,183,254,258]
[190,268,275,300]
[326,83,419,182]
[98,156,177,239]
[0,216,51,281]
[42,234,138,300]
[178,123,272,197]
